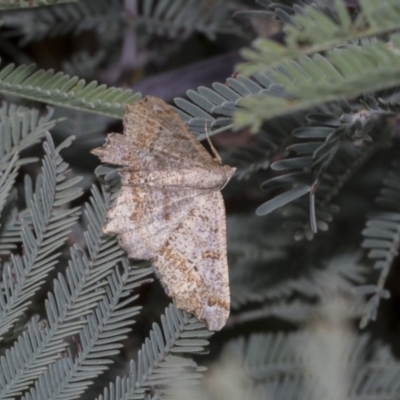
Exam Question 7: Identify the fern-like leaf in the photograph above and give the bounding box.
[0,180,151,399]
[22,260,152,400]
[231,252,365,310]
[0,61,140,118]
[175,75,269,138]
[0,0,76,9]
[235,35,400,131]
[174,77,307,184]
[356,160,400,328]
[230,252,366,326]
[256,105,391,238]
[97,304,211,400]
[237,0,400,75]
[0,154,18,216]
[2,0,123,45]
[174,71,306,165]
[136,0,241,40]
[0,102,56,169]
[2,0,241,45]
[0,133,83,340]
[225,330,400,400]
[0,200,21,254]
[0,175,41,255]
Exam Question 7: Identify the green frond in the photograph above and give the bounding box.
[225,330,400,400]
[363,89,400,116]
[255,103,391,239]
[97,304,211,400]
[0,182,151,399]
[136,0,241,40]
[174,73,306,142]
[0,61,140,118]
[225,330,358,389]
[22,260,152,400]
[0,200,21,254]
[0,154,18,216]
[230,252,366,324]
[2,0,241,46]
[234,0,329,19]
[0,102,56,170]
[356,160,400,328]
[235,35,400,131]
[0,175,40,255]
[238,0,400,76]
[310,133,388,237]
[0,0,76,9]
[0,133,83,340]
[280,134,387,241]
[174,76,306,186]
[175,76,265,138]
[2,0,123,45]
[232,332,309,379]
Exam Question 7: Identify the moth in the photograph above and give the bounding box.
[92,96,235,331]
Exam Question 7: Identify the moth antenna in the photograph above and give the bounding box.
[205,121,222,165]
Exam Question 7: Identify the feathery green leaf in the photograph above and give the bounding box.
[0,133,82,340]
[97,304,212,400]
[235,36,400,131]
[238,0,400,76]
[0,0,76,9]
[0,61,140,118]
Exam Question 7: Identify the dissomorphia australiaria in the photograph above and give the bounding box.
[92,96,235,331]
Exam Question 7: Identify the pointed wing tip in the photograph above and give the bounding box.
[174,296,229,331]
[201,303,230,331]
[91,147,102,158]
[195,296,230,331]
[91,133,121,159]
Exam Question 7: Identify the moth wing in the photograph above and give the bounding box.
[153,191,230,331]
[91,132,187,172]
[123,96,215,168]
[104,186,203,260]
[92,96,219,171]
